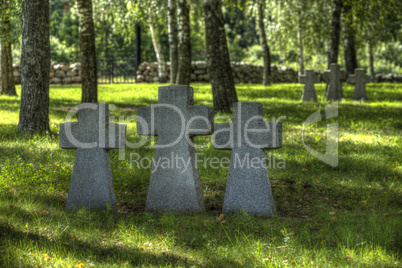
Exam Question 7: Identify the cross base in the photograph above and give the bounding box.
[302,88,318,102]
[326,83,343,101]
[65,148,117,211]
[145,143,205,213]
[352,89,368,101]
[223,149,276,217]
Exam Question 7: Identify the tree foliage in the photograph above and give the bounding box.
[2,0,402,74]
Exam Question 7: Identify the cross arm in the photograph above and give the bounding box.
[245,121,283,150]
[188,106,214,136]
[299,75,306,84]
[137,106,157,136]
[60,122,79,149]
[213,123,233,150]
[323,71,330,82]
[340,70,348,81]
[364,75,371,83]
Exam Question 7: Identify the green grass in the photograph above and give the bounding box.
[0,82,401,267]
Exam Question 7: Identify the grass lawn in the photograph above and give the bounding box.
[0,82,401,267]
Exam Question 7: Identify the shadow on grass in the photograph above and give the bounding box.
[0,221,235,267]
[1,187,400,266]
[0,193,244,267]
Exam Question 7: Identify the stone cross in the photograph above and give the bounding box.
[137,85,213,213]
[348,68,370,100]
[323,63,345,101]
[299,69,320,101]
[60,103,126,211]
[214,102,282,217]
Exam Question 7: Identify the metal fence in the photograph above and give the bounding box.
[97,58,137,84]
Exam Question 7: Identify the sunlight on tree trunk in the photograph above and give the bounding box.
[77,0,97,103]
[18,0,50,133]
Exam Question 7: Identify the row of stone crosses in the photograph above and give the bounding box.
[300,64,370,102]
[60,85,282,217]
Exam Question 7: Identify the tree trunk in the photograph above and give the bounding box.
[204,0,238,113]
[0,40,16,96]
[297,8,304,76]
[168,0,179,84]
[342,3,357,75]
[103,22,110,58]
[257,0,271,85]
[149,12,167,82]
[18,0,50,133]
[77,0,97,103]
[328,0,343,68]
[368,40,375,82]
[0,0,16,96]
[176,0,191,85]
[326,39,331,68]
[135,23,141,81]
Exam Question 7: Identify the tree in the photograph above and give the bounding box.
[176,0,191,85]
[296,7,304,76]
[77,0,97,103]
[204,0,238,113]
[149,10,167,82]
[368,40,375,82]
[125,0,168,81]
[266,0,331,72]
[91,1,140,60]
[168,0,178,84]
[0,0,17,96]
[327,0,343,67]
[350,0,402,81]
[342,2,357,75]
[270,0,309,75]
[18,0,50,133]
[256,0,271,85]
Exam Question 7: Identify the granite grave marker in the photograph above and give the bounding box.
[60,103,126,211]
[214,102,282,217]
[137,85,213,213]
[299,69,320,102]
[323,63,345,101]
[348,68,370,100]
